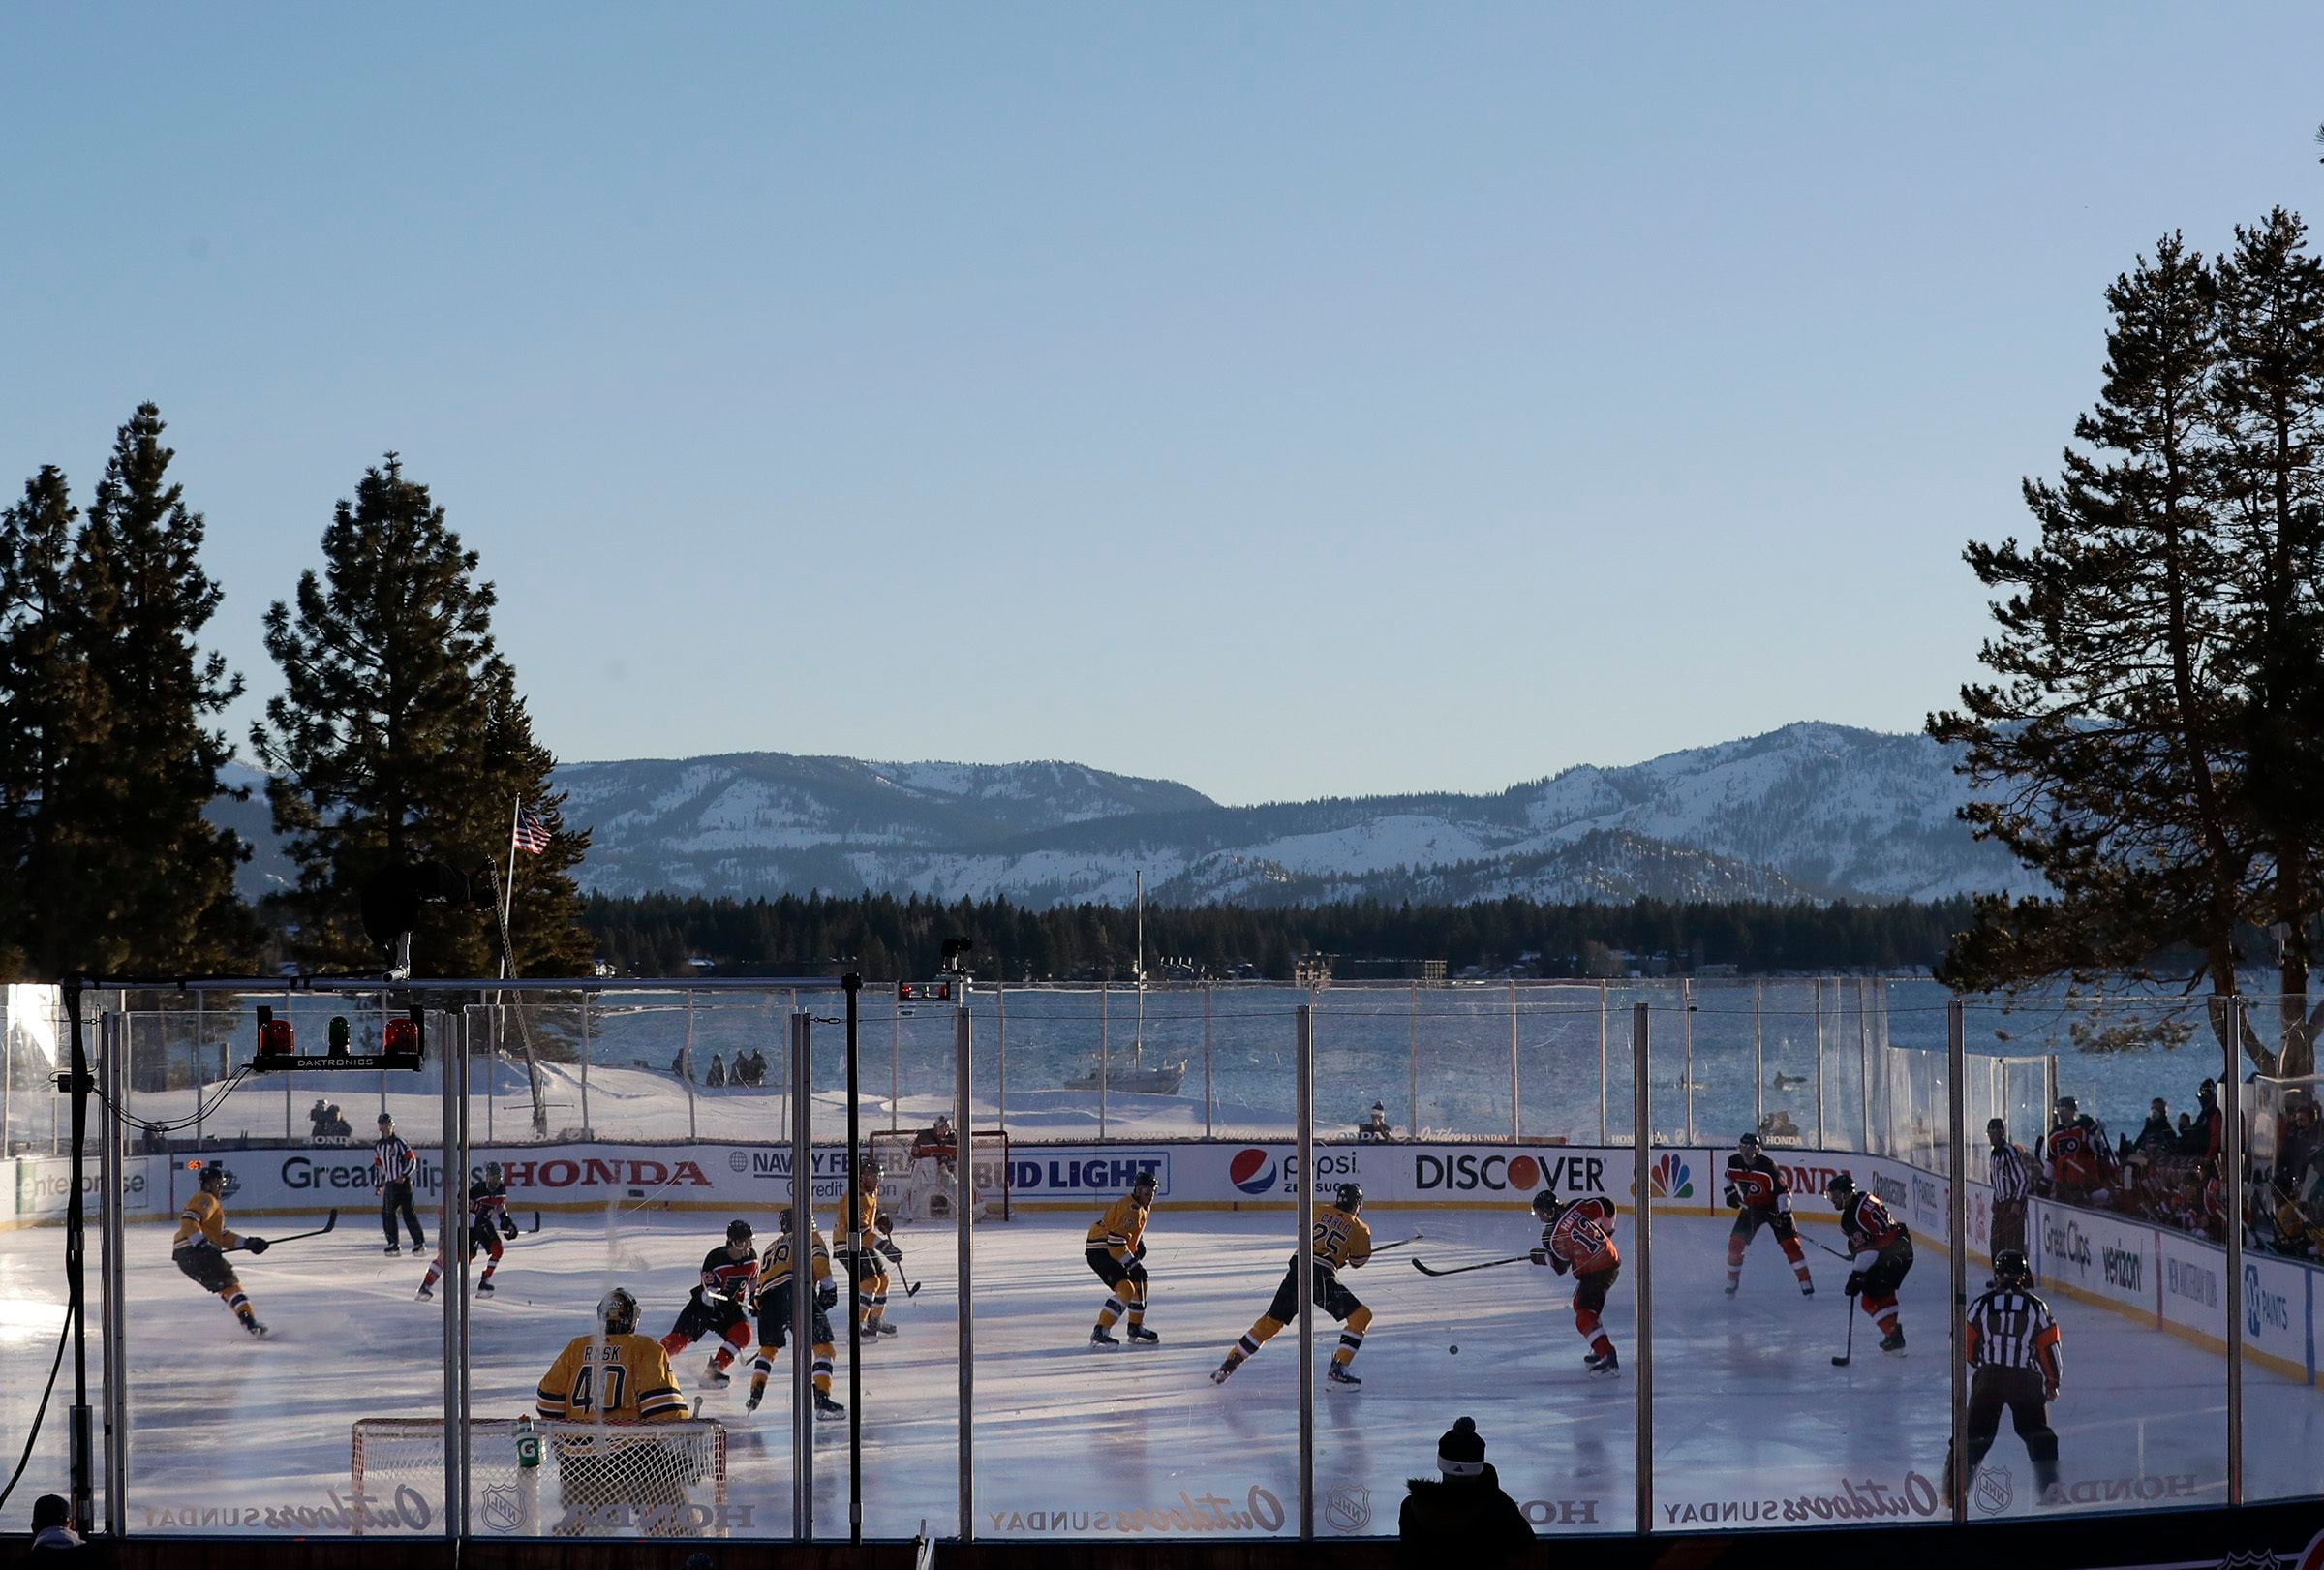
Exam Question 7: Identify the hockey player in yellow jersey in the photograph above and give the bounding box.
[172,1162,268,1338]
[535,1289,699,1537]
[1212,1183,1375,1387]
[1086,1169,1160,1347]
[837,1157,903,1339]
[747,1206,845,1421]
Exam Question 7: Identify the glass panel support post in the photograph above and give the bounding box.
[1814,978,1826,1148]
[1947,999,1968,1525]
[441,1005,471,1541]
[1632,1003,1653,1536]
[1509,978,1520,1142]
[2223,996,2245,1506]
[100,1012,127,1535]
[1296,1002,1315,1540]
[789,1008,814,1539]
[956,998,975,1539]
[1752,982,1763,1133]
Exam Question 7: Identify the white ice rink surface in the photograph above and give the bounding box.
[4,1205,2319,1539]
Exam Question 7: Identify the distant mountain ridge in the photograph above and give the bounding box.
[511,723,2032,908]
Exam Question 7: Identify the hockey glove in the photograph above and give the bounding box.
[502,1218,521,1240]
[244,1236,269,1254]
[1529,1248,1549,1267]
[1844,1270,1867,1297]
[1723,1185,1741,1209]
[877,1239,903,1265]
[1550,1253,1571,1276]
[875,1209,895,1233]
[816,1280,839,1312]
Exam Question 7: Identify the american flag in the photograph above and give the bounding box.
[513,809,552,855]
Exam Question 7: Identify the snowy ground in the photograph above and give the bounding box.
[3,1206,2317,1540]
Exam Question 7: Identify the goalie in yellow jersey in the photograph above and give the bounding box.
[173,1162,268,1338]
[1086,1169,1160,1347]
[1212,1181,1375,1388]
[535,1288,700,1536]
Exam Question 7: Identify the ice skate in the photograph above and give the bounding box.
[1587,1347,1620,1374]
[1326,1364,1361,1386]
[1090,1327,1120,1348]
[705,1357,733,1386]
[1127,1326,1160,1345]
[813,1392,844,1422]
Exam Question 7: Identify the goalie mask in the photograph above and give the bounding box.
[597,1287,640,1337]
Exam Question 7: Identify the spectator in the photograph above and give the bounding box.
[738,1049,764,1087]
[30,1493,82,1550]
[671,1049,692,1083]
[2183,1081,2220,1161]
[1397,1416,1532,1564]
[328,1105,353,1139]
[706,1052,727,1089]
[2177,1111,2193,1143]
[2278,1098,2321,1198]
[1359,1102,1393,1141]
[2134,1098,2176,1155]
[309,1098,335,1138]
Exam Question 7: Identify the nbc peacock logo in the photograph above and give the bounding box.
[1650,1154,1693,1200]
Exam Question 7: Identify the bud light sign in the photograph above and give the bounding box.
[1011,1152,1168,1199]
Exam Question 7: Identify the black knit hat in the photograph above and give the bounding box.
[1436,1416,1486,1477]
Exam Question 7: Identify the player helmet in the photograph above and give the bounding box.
[198,1161,229,1191]
[1992,1247,2032,1287]
[2054,1095,2079,1118]
[1131,1169,1157,1197]
[1335,1182,1363,1213]
[1823,1172,1856,1206]
[1738,1132,1761,1154]
[377,1113,394,1128]
[483,1161,505,1190]
[597,1287,640,1337]
[1530,1190,1564,1220]
[777,1205,796,1233]
[726,1218,754,1248]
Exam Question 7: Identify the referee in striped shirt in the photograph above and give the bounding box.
[1987,1118,2034,1256]
[1945,1247,2064,1506]
[373,1114,426,1253]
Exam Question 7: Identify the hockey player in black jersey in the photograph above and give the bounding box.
[416,1162,520,1300]
[659,1218,759,1387]
[1723,1133,1813,1297]
[1943,1248,2064,1506]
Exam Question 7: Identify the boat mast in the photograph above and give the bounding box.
[1133,869,1146,1063]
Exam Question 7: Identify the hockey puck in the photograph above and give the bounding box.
[1448,1344,1458,1355]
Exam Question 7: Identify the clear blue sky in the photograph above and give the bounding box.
[4,5,2319,805]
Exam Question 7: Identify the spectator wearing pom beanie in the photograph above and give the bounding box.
[1398,1415,1533,1562]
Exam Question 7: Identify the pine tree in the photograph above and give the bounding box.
[252,455,589,976]
[2213,208,2324,1073]
[1930,236,2252,1012]
[0,467,99,976]
[54,408,253,974]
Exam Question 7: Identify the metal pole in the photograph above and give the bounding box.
[1682,978,1695,1146]
[1598,981,1608,1145]
[891,1001,902,1135]
[64,983,90,1529]
[1411,983,1422,1143]
[955,998,975,1539]
[1205,984,1216,1139]
[579,992,592,1136]
[1753,981,1763,1133]
[1098,981,1110,1142]
[191,993,202,1146]
[441,1002,468,1543]
[1814,977,1826,1148]
[100,1013,126,1534]
[997,984,1008,1131]
[685,992,697,1144]
[1295,1003,1315,1540]
[1509,977,1520,1142]
[843,973,864,1543]
[789,1010,812,1540]
[1857,980,1873,1154]
[452,1010,474,1536]
[2,996,12,1155]
[1632,1002,1653,1536]
[2223,997,2245,1507]
[1947,1000,1969,1525]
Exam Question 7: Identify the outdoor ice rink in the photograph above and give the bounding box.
[6,1201,2318,1539]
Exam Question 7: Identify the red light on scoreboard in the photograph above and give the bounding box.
[897,980,955,1002]
[382,1008,423,1065]
[256,1006,294,1061]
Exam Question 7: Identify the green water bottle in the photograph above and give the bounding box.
[515,1415,540,1469]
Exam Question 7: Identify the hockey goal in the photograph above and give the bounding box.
[869,1127,1011,1223]
[351,1417,727,1537]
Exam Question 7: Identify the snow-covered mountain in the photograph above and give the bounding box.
[553,723,2034,907]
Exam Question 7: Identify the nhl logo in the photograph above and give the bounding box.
[1323,1485,1370,1534]
[1972,1467,2012,1517]
[2215,1552,2282,1570]
[479,1484,526,1534]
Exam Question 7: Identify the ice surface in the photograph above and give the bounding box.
[4,1207,2314,1540]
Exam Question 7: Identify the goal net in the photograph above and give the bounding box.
[869,1127,1011,1223]
[351,1417,727,1538]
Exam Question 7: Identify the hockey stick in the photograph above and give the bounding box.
[1411,1253,1531,1278]
[1364,1231,1425,1255]
[1831,1290,1857,1367]
[232,1209,339,1250]
[881,1244,923,1300]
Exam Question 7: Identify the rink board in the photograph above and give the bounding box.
[6,1135,2318,1382]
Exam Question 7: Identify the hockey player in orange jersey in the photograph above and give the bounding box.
[1532,1190,1622,1373]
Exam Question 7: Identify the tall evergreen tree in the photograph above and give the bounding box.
[1930,236,2254,1017]
[0,467,100,977]
[51,408,253,974]
[252,455,588,975]
[2213,209,2324,1071]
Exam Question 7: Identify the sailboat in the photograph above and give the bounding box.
[1064,871,1188,1096]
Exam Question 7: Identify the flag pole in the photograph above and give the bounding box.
[501,796,521,977]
